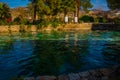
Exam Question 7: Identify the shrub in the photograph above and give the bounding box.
[36,18,50,29]
[13,15,29,25]
[51,18,60,28]
[37,23,43,29]
[13,16,22,24]
[36,17,61,29]
[0,19,7,25]
[114,17,120,24]
[79,15,94,23]
[97,17,106,23]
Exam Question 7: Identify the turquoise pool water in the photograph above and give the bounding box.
[0,31,120,80]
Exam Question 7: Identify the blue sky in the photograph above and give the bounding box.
[0,0,29,8]
[91,0,109,10]
[0,0,109,10]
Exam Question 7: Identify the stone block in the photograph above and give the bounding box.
[58,75,68,80]
[36,76,56,80]
[68,73,80,80]
[24,77,35,80]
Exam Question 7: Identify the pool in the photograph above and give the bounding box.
[0,31,120,80]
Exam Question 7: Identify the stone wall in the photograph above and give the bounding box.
[0,23,120,33]
[0,25,37,32]
[92,23,120,31]
[62,23,92,31]
[0,23,92,32]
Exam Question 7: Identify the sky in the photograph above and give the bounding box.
[0,0,109,10]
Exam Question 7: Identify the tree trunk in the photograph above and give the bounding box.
[33,0,36,21]
[64,9,68,23]
[33,5,36,21]
[74,0,79,23]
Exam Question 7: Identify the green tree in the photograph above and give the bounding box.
[79,15,94,22]
[28,0,37,20]
[107,0,120,10]
[28,0,93,22]
[29,0,60,20]
[0,2,11,25]
[80,0,93,11]
[60,0,75,17]
[76,0,93,17]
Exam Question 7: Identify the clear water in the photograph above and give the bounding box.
[0,31,120,80]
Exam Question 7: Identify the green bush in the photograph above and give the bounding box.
[0,19,7,25]
[37,23,43,29]
[51,18,60,28]
[114,17,120,24]
[79,15,94,23]
[13,15,29,25]
[35,18,61,29]
[36,18,50,29]
[97,17,106,23]
[13,16,21,24]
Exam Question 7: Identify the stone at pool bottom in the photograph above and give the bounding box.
[24,66,120,80]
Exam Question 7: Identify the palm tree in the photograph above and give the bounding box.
[29,0,37,20]
[74,0,93,23]
[74,0,79,23]
[0,3,11,22]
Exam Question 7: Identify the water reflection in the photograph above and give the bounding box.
[32,40,87,76]
[102,41,120,64]
[0,31,120,80]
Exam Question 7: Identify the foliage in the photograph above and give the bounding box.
[78,16,107,23]
[13,16,21,24]
[0,3,10,18]
[80,0,93,11]
[61,0,75,16]
[79,15,94,22]
[36,18,50,29]
[114,17,120,23]
[36,18,60,29]
[29,0,63,19]
[27,3,34,18]
[28,0,93,20]
[0,2,11,25]
[107,0,120,10]
[0,19,7,25]
[13,15,29,25]
[51,18,60,28]
[97,17,107,23]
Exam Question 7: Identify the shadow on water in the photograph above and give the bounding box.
[102,41,120,64]
[91,23,120,31]
[32,40,88,76]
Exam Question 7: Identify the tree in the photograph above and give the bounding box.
[80,0,93,11]
[27,3,34,19]
[28,0,62,20]
[74,0,92,23]
[60,0,75,16]
[28,0,37,20]
[0,2,11,24]
[28,0,93,22]
[76,0,93,16]
[107,0,120,10]
[0,2,11,19]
